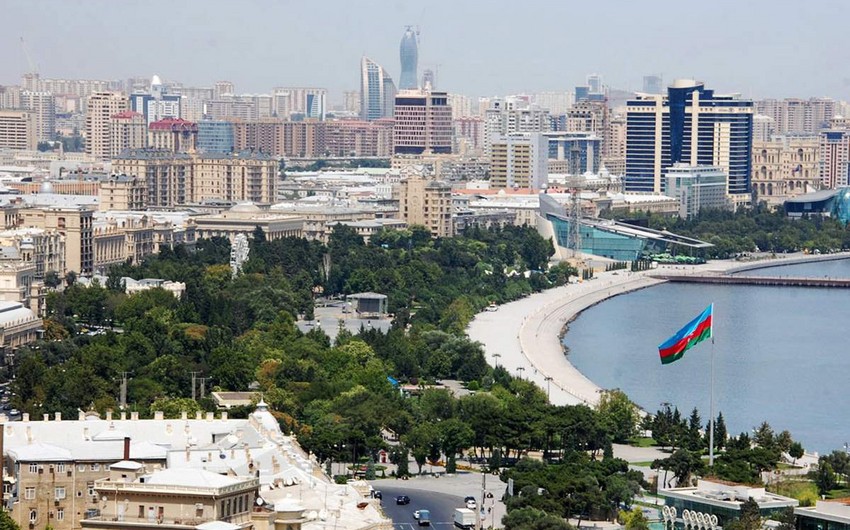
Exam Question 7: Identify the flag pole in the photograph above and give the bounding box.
[709,302,715,467]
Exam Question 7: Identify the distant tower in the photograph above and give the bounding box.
[422,69,435,91]
[399,26,419,90]
[642,75,663,95]
[360,57,396,121]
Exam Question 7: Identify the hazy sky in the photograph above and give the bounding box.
[3,0,849,103]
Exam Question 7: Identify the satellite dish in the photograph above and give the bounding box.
[255,497,263,506]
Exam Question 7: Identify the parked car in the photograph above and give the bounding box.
[373,491,382,500]
[396,495,411,505]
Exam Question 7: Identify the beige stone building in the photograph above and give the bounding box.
[0,110,36,151]
[109,111,147,158]
[752,138,820,206]
[268,205,378,243]
[113,150,278,207]
[17,207,94,275]
[0,227,65,281]
[148,118,198,153]
[81,464,258,530]
[194,204,303,242]
[397,168,453,237]
[86,92,130,160]
[99,175,147,211]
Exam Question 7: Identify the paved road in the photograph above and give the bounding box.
[377,485,476,529]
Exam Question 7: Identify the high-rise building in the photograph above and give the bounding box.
[587,74,603,95]
[272,87,327,120]
[324,119,394,157]
[818,129,850,189]
[343,91,361,114]
[752,136,819,205]
[0,110,36,151]
[484,98,551,151]
[360,57,396,121]
[109,111,147,158]
[399,26,419,90]
[642,75,663,95]
[197,120,235,154]
[533,92,573,116]
[393,90,452,155]
[398,168,453,237]
[755,97,837,135]
[130,75,181,125]
[544,132,602,175]
[148,118,198,153]
[213,81,235,99]
[85,91,130,160]
[489,132,549,190]
[752,114,776,143]
[448,94,473,119]
[453,117,485,153]
[20,91,55,142]
[625,79,754,198]
[180,95,205,122]
[565,99,610,155]
[0,86,22,110]
[422,69,435,90]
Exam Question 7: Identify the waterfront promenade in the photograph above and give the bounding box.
[467,252,850,407]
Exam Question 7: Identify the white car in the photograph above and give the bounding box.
[413,510,420,520]
[466,500,477,510]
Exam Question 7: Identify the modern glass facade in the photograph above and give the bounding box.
[546,133,602,174]
[197,120,234,154]
[361,57,395,121]
[548,215,646,261]
[399,27,419,90]
[625,81,753,195]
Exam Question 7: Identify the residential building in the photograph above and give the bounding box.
[0,86,22,110]
[399,26,419,90]
[0,110,36,151]
[565,99,610,155]
[0,227,65,280]
[197,120,235,154]
[324,119,394,157]
[533,92,572,116]
[490,133,549,190]
[18,206,94,275]
[179,95,205,122]
[343,90,361,114]
[130,75,181,125]
[99,174,147,211]
[752,114,775,143]
[625,79,754,201]
[664,164,730,218]
[86,92,130,160]
[213,80,234,99]
[453,117,485,153]
[272,87,327,120]
[109,111,147,158]
[818,129,850,188]
[147,118,198,153]
[360,57,396,121]
[393,90,452,155]
[113,150,279,207]
[397,167,453,237]
[752,137,819,206]
[756,97,837,135]
[230,118,285,156]
[484,98,551,151]
[20,91,56,142]
[449,94,473,119]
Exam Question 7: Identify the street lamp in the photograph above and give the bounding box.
[517,367,525,379]
[492,353,501,368]
[544,376,553,400]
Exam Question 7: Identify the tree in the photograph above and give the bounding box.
[620,507,650,530]
[44,270,61,289]
[788,442,804,465]
[686,408,702,451]
[597,390,638,444]
[503,507,573,530]
[0,509,21,530]
[712,412,727,451]
[773,508,796,530]
[651,449,705,488]
[403,423,440,474]
[150,397,201,418]
[814,459,837,494]
[439,418,474,473]
[726,498,761,530]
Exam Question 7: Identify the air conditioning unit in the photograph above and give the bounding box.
[195,504,203,510]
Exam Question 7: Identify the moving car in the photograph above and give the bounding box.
[417,509,431,526]
[464,496,477,510]
[396,495,411,505]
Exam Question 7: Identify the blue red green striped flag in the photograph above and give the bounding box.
[658,304,713,365]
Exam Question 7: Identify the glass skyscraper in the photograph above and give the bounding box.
[360,57,396,121]
[197,120,235,153]
[625,79,753,196]
[399,26,419,90]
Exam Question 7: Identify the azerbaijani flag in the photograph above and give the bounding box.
[658,304,713,365]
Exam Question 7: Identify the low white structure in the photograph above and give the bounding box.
[123,277,186,299]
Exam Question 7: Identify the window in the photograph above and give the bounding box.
[87,482,95,497]
[78,464,85,472]
[56,463,65,473]
[90,463,100,472]
[55,487,65,500]
[29,463,38,473]
[24,487,35,500]
[28,510,37,524]
[56,509,64,521]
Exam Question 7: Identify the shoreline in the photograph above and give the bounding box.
[467,251,850,407]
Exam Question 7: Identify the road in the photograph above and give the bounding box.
[377,485,472,529]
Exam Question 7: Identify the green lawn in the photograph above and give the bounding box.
[629,437,658,448]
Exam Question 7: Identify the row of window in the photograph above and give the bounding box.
[29,508,64,523]
[29,462,102,474]
[24,483,96,499]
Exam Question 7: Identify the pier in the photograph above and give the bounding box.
[653,274,850,288]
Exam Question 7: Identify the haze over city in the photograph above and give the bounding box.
[2,0,849,99]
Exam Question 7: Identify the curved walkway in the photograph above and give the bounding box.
[467,252,850,407]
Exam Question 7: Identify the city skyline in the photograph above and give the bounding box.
[2,0,849,102]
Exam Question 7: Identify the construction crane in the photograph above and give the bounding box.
[20,37,38,74]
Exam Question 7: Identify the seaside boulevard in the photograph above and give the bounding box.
[467,252,850,408]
